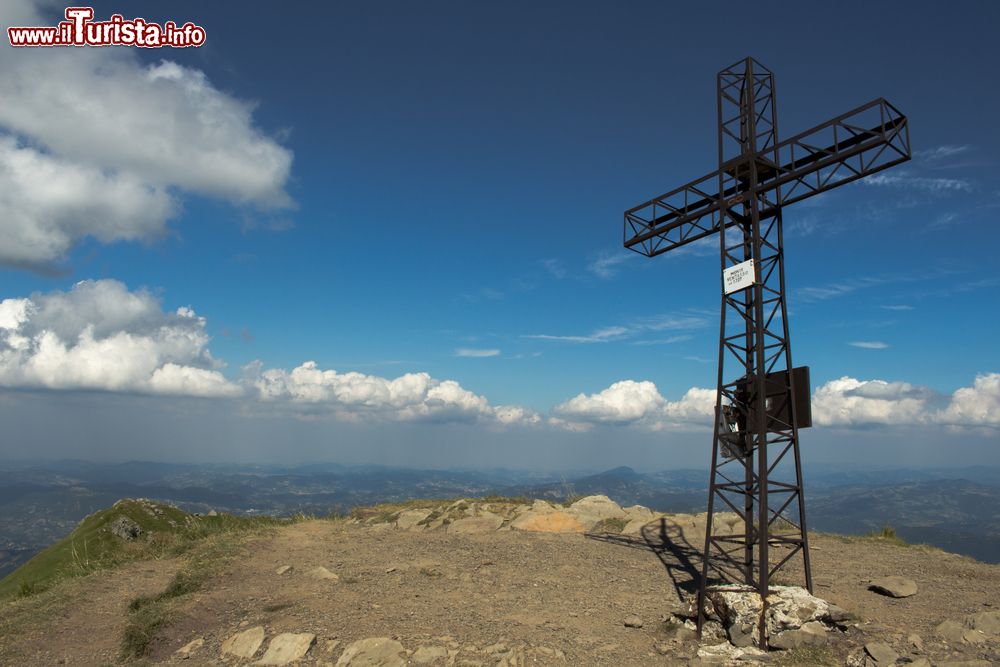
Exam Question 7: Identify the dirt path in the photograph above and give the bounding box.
[0,557,181,666]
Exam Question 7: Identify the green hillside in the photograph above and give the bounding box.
[0,498,283,601]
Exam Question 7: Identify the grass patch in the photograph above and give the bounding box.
[120,603,172,660]
[0,499,297,602]
[864,523,909,547]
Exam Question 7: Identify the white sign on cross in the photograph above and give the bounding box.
[723,258,757,294]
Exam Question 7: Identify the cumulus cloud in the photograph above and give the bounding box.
[0,138,175,265]
[551,374,1000,432]
[0,280,541,425]
[246,361,539,425]
[937,373,1000,427]
[0,0,292,267]
[810,375,1000,429]
[0,279,240,397]
[811,377,929,426]
[551,380,714,430]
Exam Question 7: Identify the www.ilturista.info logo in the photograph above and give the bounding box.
[8,7,206,48]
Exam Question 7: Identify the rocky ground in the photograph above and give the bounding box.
[1,496,999,666]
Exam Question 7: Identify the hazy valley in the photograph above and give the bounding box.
[3,460,1000,580]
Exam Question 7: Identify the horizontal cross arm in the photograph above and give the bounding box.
[624,98,910,257]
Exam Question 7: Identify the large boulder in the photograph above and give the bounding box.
[563,495,626,530]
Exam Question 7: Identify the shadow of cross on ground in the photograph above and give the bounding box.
[586,517,706,600]
[588,515,809,601]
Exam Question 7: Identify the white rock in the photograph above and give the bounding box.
[257,633,316,665]
[222,626,265,659]
[336,637,406,666]
[276,565,292,575]
[395,509,432,530]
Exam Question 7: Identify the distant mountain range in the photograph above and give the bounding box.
[2,459,999,578]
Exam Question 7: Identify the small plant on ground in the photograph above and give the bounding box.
[865,523,908,546]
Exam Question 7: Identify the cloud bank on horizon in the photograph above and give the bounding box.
[0,280,996,432]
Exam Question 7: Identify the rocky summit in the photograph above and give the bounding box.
[1,495,999,665]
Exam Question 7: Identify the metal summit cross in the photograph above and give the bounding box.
[622,57,910,646]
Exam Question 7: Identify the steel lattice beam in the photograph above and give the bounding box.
[624,98,910,257]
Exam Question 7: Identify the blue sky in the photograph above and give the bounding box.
[0,1,997,468]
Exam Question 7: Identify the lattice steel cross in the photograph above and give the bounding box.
[622,57,910,647]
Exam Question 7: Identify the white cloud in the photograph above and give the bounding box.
[848,341,889,350]
[525,312,708,345]
[811,377,931,427]
[0,281,543,426]
[0,137,176,265]
[809,375,1000,430]
[455,348,500,358]
[881,305,914,311]
[524,326,629,344]
[588,252,633,278]
[0,279,240,397]
[0,0,293,267]
[551,380,714,430]
[936,373,1000,427]
[632,335,693,346]
[916,145,970,162]
[246,361,538,426]
[551,374,999,432]
[541,258,566,279]
[863,172,973,193]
